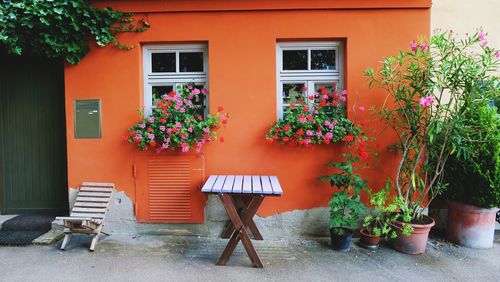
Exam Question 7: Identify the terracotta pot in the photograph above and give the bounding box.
[359,228,381,247]
[391,215,435,255]
[447,199,499,249]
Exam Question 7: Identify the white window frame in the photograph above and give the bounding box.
[276,42,344,119]
[143,44,208,116]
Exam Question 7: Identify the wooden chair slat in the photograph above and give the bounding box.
[201,175,218,193]
[70,212,105,219]
[80,187,113,193]
[260,176,273,194]
[269,176,283,195]
[74,202,108,208]
[72,207,107,213]
[222,175,235,193]
[251,176,262,194]
[81,182,115,188]
[78,192,111,198]
[76,197,110,203]
[233,176,243,193]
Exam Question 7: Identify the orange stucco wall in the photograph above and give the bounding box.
[64,0,430,219]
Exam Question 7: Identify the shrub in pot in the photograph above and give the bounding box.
[364,31,499,254]
[320,150,368,252]
[440,104,499,248]
[360,184,413,249]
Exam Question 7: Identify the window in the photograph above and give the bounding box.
[276,42,344,119]
[143,44,208,116]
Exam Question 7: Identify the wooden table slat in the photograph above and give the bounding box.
[233,176,243,193]
[260,176,273,194]
[222,175,235,193]
[269,176,283,195]
[212,175,227,193]
[251,176,262,193]
[242,176,252,193]
[201,175,218,193]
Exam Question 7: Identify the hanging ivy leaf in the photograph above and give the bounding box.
[0,0,149,64]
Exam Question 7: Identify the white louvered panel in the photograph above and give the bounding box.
[148,158,192,222]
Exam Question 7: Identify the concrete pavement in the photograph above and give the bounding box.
[0,232,499,282]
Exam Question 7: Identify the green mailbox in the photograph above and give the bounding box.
[74,99,101,139]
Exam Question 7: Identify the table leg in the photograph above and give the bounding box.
[221,195,263,240]
[216,194,264,268]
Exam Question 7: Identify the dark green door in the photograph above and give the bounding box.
[0,53,69,214]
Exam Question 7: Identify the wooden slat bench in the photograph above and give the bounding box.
[56,182,114,251]
[201,175,283,268]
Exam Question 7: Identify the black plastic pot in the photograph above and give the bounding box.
[330,227,353,252]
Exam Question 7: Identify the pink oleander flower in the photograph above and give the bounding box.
[410,40,418,52]
[496,51,500,59]
[340,96,346,102]
[147,117,154,123]
[325,132,333,139]
[175,122,182,129]
[420,42,428,52]
[139,123,146,129]
[159,126,166,131]
[481,40,488,47]
[201,88,207,94]
[419,96,435,107]
[179,108,186,113]
[192,88,200,95]
[187,127,193,133]
[315,131,323,137]
[479,31,486,41]
[340,90,347,96]
[162,143,169,149]
[306,130,313,137]
[148,133,155,140]
[187,85,193,90]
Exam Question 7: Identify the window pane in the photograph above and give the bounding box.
[179,52,204,72]
[152,85,174,102]
[152,53,176,72]
[283,50,308,70]
[311,49,336,70]
[283,83,306,118]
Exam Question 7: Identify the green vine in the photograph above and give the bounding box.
[0,0,149,64]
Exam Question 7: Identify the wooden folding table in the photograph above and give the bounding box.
[201,175,283,268]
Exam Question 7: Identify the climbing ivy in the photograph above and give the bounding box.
[0,0,149,64]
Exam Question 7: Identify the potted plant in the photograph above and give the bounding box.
[320,148,368,252]
[360,183,413,249]
[364,31,499,254]
[442,103,499,248]
[127,84,228,153]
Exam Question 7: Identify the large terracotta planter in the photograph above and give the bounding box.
[391,215,435,255]
[447,199,499,249]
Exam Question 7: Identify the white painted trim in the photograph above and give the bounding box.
[143,44,208,116]
[276,41,344,120]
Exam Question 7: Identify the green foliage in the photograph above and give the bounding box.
[320,153,368,231]
[0,0,149,64]
[365,30,500,220]
[362,181,413,238]
[440,104,500,208]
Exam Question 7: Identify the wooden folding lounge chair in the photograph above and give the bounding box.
[56,182,114,251]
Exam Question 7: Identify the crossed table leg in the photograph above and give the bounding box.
[216,193,264,268]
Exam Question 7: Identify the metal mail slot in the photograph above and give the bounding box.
[74,99,101,139]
